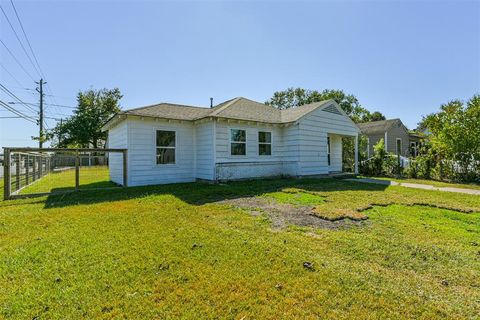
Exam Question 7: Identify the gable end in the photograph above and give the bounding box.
[322,104,342,115]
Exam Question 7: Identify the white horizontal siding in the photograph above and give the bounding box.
[107,121,127,185]
[195,121,214,180]
[214,121,300,178]
[126,118,195,186]
[106,103,358,186]
[215,121,284,163]
[297,107,358,176]
[283,124,300,165]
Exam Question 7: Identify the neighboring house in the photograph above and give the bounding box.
[102,97,360,186]
[357,119,421,157]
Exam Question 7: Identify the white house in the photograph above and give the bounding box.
[102,97,360,186]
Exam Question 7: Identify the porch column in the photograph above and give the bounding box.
[354,134,359,174]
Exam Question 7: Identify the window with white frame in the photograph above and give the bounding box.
[396,138,402,155]
[258,131,271,156]
[367,137,370,158]
[230,129,246,155]
[156,130,176,164]
[327,136,331,166]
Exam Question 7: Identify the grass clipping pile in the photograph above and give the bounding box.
[219,185,479,229]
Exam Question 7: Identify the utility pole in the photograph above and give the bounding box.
[58,118,63,146]
[36,79,45,148]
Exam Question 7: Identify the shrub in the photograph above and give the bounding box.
[405,160,419,179]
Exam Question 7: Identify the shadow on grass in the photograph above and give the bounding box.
[43,177,388,209]
[47,180,120,193]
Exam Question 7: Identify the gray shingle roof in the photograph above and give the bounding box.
[122,102,212,121]
[357,119,402,134]
[281,101,330,122]
[111,97,334,125]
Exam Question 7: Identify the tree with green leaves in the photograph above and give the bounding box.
[421,94,480,181]
[265,87,385,123]
[368,111,386,122]
[48,88,122,148]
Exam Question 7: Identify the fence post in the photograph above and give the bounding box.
[38,155,42,179]
[33,155,37,181]
[25,154,29,185]
[123,150,128,187]
[4,148,11,200]
[75,150,80,191]
[15,153,20,191]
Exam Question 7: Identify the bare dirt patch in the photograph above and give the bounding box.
[217,197,366,230]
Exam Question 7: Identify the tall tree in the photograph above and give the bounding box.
[265,87,385,123]
[48,88,122,148]
[368,111,387,122]
[422,94,480,180]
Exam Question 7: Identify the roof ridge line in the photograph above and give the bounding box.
[123,102,208,114]
[209,97,242,116]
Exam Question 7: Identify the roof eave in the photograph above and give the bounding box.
[101,113,126,132]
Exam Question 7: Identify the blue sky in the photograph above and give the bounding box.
[1,0,479,148]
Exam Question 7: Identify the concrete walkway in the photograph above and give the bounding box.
[345,178,480,195]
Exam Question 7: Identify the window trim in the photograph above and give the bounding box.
[258,131,272,156]
[396,138,402,156]
[327,136,331,166]
[229,128,247,156]
[367,137,370,158]
[155,129,177,166]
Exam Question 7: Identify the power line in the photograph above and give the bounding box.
[9,0,64,120]
[46,113,70,118]
[0,39,35,81]
[0,4,41,77]
[0,63,25,88]
[0,83,37,114]
[44,116,62,121]
[9,0,46,80]
[46,102,75,109]
[44,93,71,100]
[0,99,36,123]
[8,101,75,109]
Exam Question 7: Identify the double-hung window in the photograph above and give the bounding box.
[230,129,246,156]
[327,136,331,166]
[156,130,176,164]
[258,131,271,156]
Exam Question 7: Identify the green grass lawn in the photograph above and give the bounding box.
[16,166,118,195]
[0,177,479,319]
[360,175,480,190]
[262,188,325,206]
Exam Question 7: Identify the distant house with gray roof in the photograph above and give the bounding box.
[102,97,361,186]
[357,119,421,158]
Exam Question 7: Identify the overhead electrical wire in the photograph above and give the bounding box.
[0,115,23,119]
[0,99,36,123]
[0,63,25,88]
[0,83,37,114]
[9,0,46,80]
[0,5,42,77]
[8,0,65,121]
[0,39,36,81]
[8,101,75,109]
